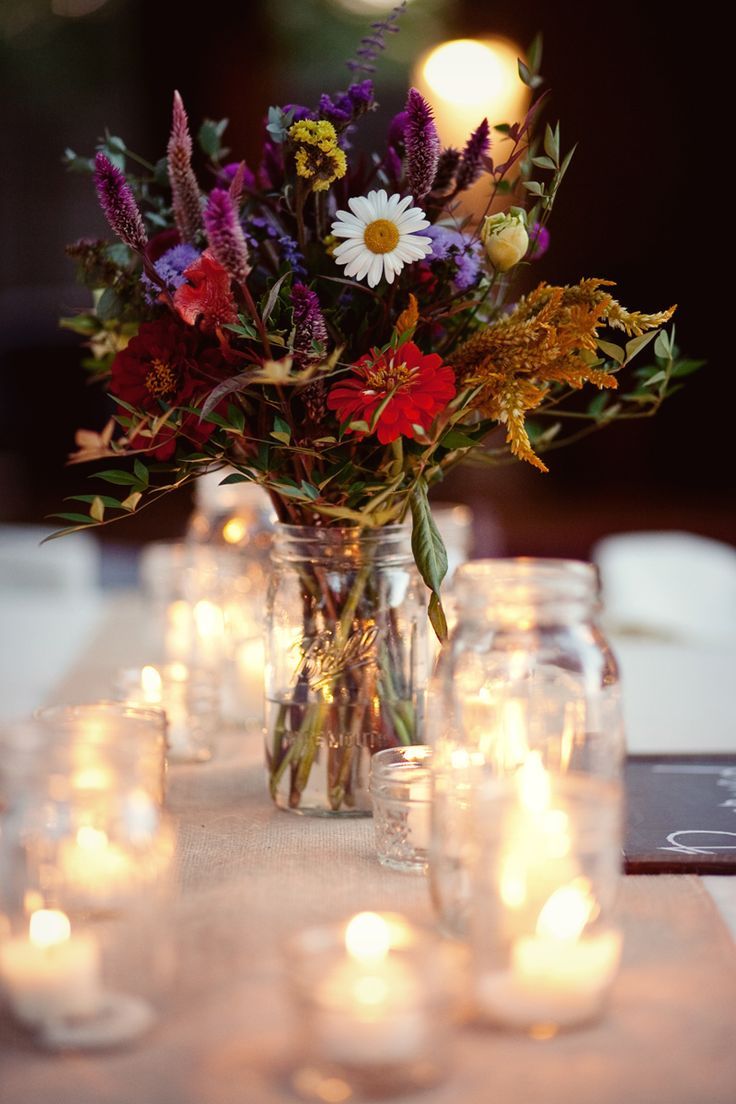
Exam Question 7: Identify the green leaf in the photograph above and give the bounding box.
[410,480,449,642]
[219,472,253,485]
[596,339,625,365]
[94,469,141,486]
[49,513,96,525]
[198,118,230,160]
[261,272,289,326]
[442,430,478,450]
[299,480,319,501]
[625,331,658,361]
[543,123,559,163]
[531,155,556,171]
[671,358,706,378]
[96,287,122,322]
[133,458,149,485]
[654,330,673,359]
[517,58,533,87]
[271,414,291,445]
[67,494,122,508]
[523,180,544,196]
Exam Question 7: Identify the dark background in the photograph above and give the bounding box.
[0,0,730,557]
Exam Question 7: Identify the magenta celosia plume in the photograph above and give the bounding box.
[404,87,440,201]
[167,91,202,245]
[291,283,328,364]
[203,188,251,285]
[455,118,491,193]
[93,153,148,252]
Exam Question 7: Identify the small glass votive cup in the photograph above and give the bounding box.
[370,746,432,873]
[286,911,452,1101]
[114,663,219,764]
[33,702,168,806]
[468,765,623,1036]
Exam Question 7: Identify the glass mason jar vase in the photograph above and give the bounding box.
[265,525,428,816]
[427,558,625,938]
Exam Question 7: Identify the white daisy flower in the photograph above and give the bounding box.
[330,189,432,288]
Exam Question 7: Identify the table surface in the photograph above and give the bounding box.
[1,594,736,1104]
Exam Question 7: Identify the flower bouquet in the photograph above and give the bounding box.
[57,5,688,813]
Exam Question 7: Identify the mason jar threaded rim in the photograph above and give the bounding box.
[271,522,413,567]
[453,557,601,619]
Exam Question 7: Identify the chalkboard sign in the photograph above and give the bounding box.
[624,755,736,874]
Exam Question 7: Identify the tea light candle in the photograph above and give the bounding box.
[477,879,622,1028]
[58,827,137,911]
[117,663,214,763]
[0,909,102,1027]
[314,913,428,1067]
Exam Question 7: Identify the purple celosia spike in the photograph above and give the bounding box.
[228,162,247,208]
[203,188,251,285]
[93,153,148,252]
[455,118,491,193]
[291,283,328,364]
[405,88,440,201]
[432,147,460,193]
[167,91,202,244]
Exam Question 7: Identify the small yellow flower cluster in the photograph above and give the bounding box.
[289,119,347,192]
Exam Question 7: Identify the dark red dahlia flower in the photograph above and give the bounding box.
[327,342,455,445]
[110,317,225,459]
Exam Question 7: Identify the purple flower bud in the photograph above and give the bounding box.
[528,222,550,260]
[388,110,408,149]
[431,147,460,194]
[216,161,256,192]
[405,88,440,202]
[93,152,147,252]
[455,118,491,193]
[167,91,202,244]
[203,188,251,285]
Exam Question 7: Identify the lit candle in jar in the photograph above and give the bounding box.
[58,827,137,911]
[477,878,622,1029]
[0,909,102,1028]
[314,912,428,1067]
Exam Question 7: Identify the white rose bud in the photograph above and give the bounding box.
[480,207,529,272]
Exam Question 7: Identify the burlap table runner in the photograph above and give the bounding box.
[1,595,734,1103]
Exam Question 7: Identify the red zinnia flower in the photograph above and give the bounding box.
[174,251,238,332]
[110,317,225,459]
[327,342,455,445]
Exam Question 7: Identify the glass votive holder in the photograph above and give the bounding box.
[114,663,219,763]
[370,747,432,873]
[286,911,452,1101]
[33,701,168,807]
[429,744,486,939]
[467,760,623,1035]
[0,780,176,1050]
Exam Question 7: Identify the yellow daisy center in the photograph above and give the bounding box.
[145,358,177,397]
[363,218,400,255]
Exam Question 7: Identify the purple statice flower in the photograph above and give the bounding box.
[425,225,482,291]
[284,104,314,123]
[405,88,440,202]
[167,92,202,245]
[319,79,375,126]
[528,222,550,260]
[432,147,460,194]
[455,118,491,193]
[278,235,306,279]
[94,153,147,252]
[249,215,279,239]
[203,189,251,285]
[388,110,408,150]
[141,243,200,304]
[258,138,284,191]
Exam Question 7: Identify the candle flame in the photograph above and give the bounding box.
[29,909,71,948]
[193,600,225,640]
[517,751,550,813]
[499,857,527,909]
[76,826,109,851]
[345,912,391,964]
[222,516,248,544]
[141,665,163,703]
[536,878,597,941]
